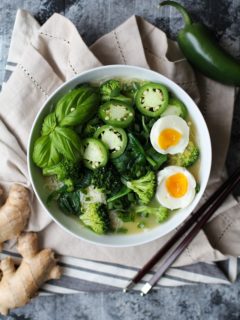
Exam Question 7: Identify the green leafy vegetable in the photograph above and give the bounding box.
[90,165,122,196]
[146,147,168,170]
[107,185,131,203]
[52,127,81,162]
[58,190,81,216]
[32,134,61,168]
[41,112,57,136]
[112,133,147,179]
[107,192,137,212]
[55,86,100,127]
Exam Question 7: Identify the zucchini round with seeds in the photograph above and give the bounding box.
[94,125,128,159]
[98,100,135,128]
[82,138,108,170]
[135,82,169,117]
[161,97,188,119]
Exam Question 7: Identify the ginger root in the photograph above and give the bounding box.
[0,232,62,315]
[0,184,30,251]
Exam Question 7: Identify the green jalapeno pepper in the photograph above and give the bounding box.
[161,97,188,119]
[98,100,135,128]
[94,125,128,159]
[135,82,169,117]
[82,138,109,170]
[160,1,240,86]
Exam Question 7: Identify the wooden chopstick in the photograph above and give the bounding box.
[139,167,240,295]
[123,167,240,293]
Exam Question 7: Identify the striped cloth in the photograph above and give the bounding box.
[1,10,239,294]
[1,56,239,293]
[0,248,239,293]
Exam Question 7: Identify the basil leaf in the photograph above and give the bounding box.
[52,127,81,162]
[32,134,61,168]
[41,112,57,136]
[55,86,100,127]
[55,90,81,123]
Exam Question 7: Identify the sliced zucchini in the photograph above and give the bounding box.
[82,138,108,170]
[94,125,128,159]
[98,100,135,128]
[135,82,169,117]
[161,97,188,119]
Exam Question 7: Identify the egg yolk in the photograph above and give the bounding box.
[166,173,188,198]
[158,128,182,150]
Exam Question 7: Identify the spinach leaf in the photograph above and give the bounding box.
[112,133,147,179]
[58,190,81,216]
[55,86,100,127]
[91,165,122,196]
[32,134,61,168]
[75,168,93,189]
[146,147,168,170]
[52,127,81,162]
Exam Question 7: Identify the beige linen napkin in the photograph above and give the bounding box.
[1,10,240,268]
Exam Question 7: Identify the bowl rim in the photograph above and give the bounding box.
[27,64,212,247]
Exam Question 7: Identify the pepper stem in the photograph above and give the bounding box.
[160,1,192,27]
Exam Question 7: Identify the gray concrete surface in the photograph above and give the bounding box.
[1,0,240,319]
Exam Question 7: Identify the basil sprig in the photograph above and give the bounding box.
[33,85,99,168]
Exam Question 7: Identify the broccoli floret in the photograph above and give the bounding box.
[135,205,169,223]
[100,79,132,104]
[43,159,81,181]
[123,171,156,204]
[80,202,111,234]
[168,141,200,167]
[100,80,121,101]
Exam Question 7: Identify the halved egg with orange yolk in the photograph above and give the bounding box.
[157,166,196,210]
[150,115,189,154]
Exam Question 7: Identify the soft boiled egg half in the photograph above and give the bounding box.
[157,166,196,210]
[150,115,189,155]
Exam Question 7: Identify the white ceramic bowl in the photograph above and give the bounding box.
[28,65,212,247]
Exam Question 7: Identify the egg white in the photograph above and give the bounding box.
[157,166,196,210]
[150,115,189,155]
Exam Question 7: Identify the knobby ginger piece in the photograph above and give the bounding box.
[0,232,62,315]
[0,184,30,250]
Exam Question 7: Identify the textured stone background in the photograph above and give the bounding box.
[0,0,240,319]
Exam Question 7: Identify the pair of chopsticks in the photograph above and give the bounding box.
[123,167,240,295]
